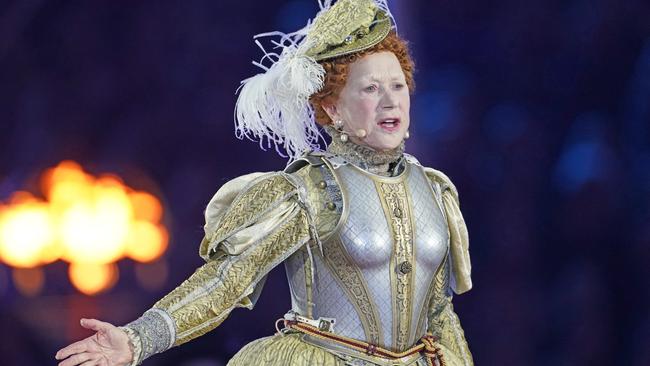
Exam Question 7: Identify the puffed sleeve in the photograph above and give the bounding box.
[120,171,313,365]
[424,168,472,294]
[424,168,474,366]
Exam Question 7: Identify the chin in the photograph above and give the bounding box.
[370,139,403,152]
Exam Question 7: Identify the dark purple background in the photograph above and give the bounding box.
[1,1,649,365]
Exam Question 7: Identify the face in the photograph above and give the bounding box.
[325,51,410,151]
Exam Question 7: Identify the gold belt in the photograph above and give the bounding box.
[283,320,446,366]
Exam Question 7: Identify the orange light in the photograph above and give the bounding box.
[45,161,94,210]
[129,191,163,223]
[12,267,45,297]
[125,222,168,263]
[0,194,57,268]
[58,178,132,264]
[68,262,119,295]
[0,161,169,296]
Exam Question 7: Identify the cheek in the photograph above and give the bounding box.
[344,97,377,126]
[400,93,411,110]
[400,94,411,123]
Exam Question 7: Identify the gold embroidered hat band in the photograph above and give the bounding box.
[234,0,396,161]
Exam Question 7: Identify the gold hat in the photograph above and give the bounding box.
[305,0,392,61]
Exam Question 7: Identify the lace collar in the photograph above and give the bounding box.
[324,126,405,177]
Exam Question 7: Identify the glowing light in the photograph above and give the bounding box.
[68,262,119,295]
[129,191,163,223]
[12,267,45,297]
[0,160,169,296]
[0,193,57,268]
[125,221,168,263]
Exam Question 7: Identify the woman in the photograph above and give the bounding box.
[55,1,474,365]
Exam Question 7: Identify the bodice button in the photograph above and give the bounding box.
[399,261,412,274]
[318,180,327,189]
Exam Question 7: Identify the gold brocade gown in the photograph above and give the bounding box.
[121,141,474,366]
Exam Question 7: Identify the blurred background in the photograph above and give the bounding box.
[1,0,649,365]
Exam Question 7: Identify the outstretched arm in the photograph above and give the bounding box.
[56,172,313,366]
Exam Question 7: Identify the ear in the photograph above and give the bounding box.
[322,102,339,123]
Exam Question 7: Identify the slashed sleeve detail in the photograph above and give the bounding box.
[122,172,313,364]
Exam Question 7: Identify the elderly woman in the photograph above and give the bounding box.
[55,1,473,365]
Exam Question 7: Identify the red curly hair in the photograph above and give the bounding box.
[309,31,415,126]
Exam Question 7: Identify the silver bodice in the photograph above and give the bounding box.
[285,158,449,351]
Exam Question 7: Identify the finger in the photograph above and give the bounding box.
[79,358,101,366]
[56,339,90,360]
[58,352,94,366]
[80,318,111,333]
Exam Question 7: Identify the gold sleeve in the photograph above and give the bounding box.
[424,168,472,294]
[123,172,313,365]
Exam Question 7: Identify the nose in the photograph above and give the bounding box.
[380,90,397,110]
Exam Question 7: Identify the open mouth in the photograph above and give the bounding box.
[378,118,401,132]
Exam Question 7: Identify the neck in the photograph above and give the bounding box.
[325,126,405,176]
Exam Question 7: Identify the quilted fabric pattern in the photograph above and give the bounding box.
[284,249,308,316]
[311,252,366,340]
[407,166,449,344]
[336,166,395,347]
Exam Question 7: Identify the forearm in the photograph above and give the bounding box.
[121,207,312,364]
[120,257,227,365]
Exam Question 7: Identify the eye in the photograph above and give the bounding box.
[393,82,405,90]
[363,84,378,93]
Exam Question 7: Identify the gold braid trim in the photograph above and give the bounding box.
[426,258,474,366]
[375,179,414,351]
[152,208,311,347]
[415,253,448,338]
[426,257,450,339]
[206,174,296,249]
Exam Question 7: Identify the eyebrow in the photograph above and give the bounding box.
[364,75,406,82]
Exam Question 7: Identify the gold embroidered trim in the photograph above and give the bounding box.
[152,208,311,346]
[375,179,414,351]
[417,254,449,338]
[425,257,474,365]
[320,236,383,345]
[209,174,296,245]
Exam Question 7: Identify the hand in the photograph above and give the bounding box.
[55,318,134,366]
